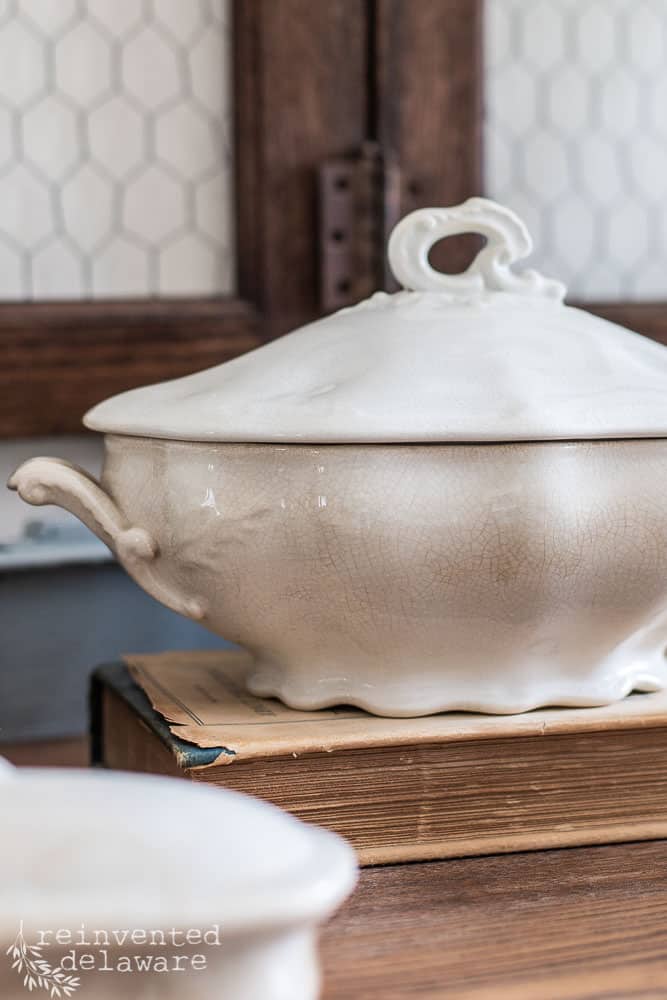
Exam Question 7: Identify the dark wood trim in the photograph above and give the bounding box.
[233,3,262,311]
[234,0,368,337]
[374,0,484,275]
[584,302,667,345]
[0,298,260,437]
[0,737,89,767]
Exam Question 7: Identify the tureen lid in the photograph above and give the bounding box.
[85,198,667,443]
[0,765,356,935]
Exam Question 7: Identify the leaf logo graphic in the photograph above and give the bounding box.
[6,923,80,998]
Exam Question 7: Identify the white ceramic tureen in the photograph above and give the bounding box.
[0,761,356,999]
[10,198,667,716]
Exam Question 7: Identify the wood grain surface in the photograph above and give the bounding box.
[585,302,667,347]
[0,298,261,437]
[9,736,667,996]
[0,737,89,767]
[321,841,667,999]
[374,0,483,276]
[235,0,368,338]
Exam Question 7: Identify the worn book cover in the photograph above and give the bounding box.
[91,650,667,865]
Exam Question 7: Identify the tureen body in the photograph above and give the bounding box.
[10,198,667,716]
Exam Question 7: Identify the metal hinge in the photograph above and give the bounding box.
[318,141,401,312]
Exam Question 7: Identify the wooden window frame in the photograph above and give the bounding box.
[7,0,652,439]
[1,0,369,438]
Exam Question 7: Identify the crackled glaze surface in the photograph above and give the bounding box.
[14,436,667,717]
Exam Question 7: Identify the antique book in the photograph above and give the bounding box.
[91,650,667,866]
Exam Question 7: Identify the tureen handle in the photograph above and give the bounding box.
[8,457,204,620]
[387,197,565,300]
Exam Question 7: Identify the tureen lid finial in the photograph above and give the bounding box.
[387,197,566,301]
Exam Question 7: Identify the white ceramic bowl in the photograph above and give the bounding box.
[0,763,356,1000]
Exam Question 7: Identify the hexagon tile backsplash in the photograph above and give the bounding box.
[0,0,234,300]
[485,0,667,301]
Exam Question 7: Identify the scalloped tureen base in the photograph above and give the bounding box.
[245,657,667,717]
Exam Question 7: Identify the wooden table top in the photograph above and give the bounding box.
[6,741,667,996]
[321,840,667,999]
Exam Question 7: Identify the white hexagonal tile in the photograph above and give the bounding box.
[522,130,569,202]
[0,164,52,247]
[190,27,227,115]
[156,102,219,179]
[483,1,667,303]
[630,135,667,200]
[487,63,537,137]
[159,233,221,295]
[483,124,513,197]
[631,258,667,300]
[92,236,148,297]
[55,21,112,107]
[496,191,545,259]
[0,105,12,171]
[88,95,145,179]
[484,0,511,73]
[548,65,589,135]
[0,20,46,105]
[22,96,78,180]
[578,260,622,301]
[601,68,640,137]
[32,238,83,298]
[579,134,622,204]
[153,0,203,43]
[551,196,595,275]
[122,26,181,110]
[87,0,142,38]
[207,0,229,27]
[21,0,77,35]
[649,76,667,138]
[629,3,664,75]
[123,165,185,244]
[607,201,649,269]
[0,238,24,299]
[521,0,564,70]
[62,165,113,252]
[218,244,234,294]
[538,250,571,293]
[195,171,233,243]
[577,2,616,72]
